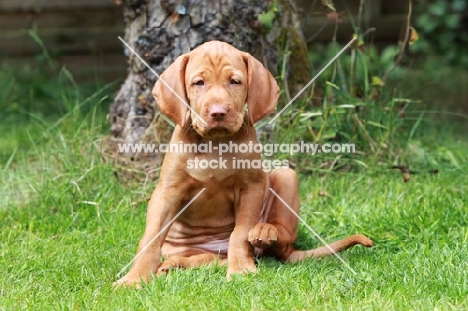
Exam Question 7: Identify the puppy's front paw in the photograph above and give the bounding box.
[113,271,153,289]
[248,223,278,249]
[113,275,143,289]
[226,257,257,282]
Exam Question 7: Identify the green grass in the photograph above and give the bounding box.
[2,44,468,309]
[1,103,467,310]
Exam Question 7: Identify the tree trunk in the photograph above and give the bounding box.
[107,0,309,174]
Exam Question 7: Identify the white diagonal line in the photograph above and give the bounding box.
[268,188,357,275]
[268,37,357,125]
[117,188,206,277]
[118,36,206,125]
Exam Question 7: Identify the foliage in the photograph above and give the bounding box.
[260,0,467,173]
[413,0,468,67]
[0,32,119,166]
[0,61,116,167]
[266,35,417,172]
[0,31,118,123]
[0,60,116,124]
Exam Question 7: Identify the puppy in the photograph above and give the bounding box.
[115,41,372,287]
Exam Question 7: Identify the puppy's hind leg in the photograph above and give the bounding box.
[248,167,300,260]
[248,167,373,262]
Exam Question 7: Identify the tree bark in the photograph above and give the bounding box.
[108,0,309,169]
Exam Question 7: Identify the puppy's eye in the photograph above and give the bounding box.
[194,80,204,86]
[230,79,241,85]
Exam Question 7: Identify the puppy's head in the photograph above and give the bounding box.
[153,41,279,138]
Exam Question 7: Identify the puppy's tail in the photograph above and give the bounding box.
[286,234,372,263]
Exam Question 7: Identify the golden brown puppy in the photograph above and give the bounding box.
[114,41,372,287]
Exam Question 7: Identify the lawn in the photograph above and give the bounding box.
[1,50,468,309]
[1,101,467,310]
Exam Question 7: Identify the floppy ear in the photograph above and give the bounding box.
[243,53,280,125]
[152,54,190,128]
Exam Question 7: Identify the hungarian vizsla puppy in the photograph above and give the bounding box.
[114,41,372,287]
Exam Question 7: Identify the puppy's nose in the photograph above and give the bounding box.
[209,105,227,121]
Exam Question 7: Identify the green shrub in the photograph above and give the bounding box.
[263,37,417,172]
[413,0,468,67]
